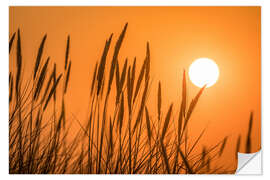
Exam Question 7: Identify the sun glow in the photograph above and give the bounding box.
[188,58,219,88]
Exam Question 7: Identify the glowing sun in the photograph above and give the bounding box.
[188,58,219,88]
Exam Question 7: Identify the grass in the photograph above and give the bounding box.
[9,23,255,174]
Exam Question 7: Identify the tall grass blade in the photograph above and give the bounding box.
[97,34,113,96]
[109,117,114,157]
[235,135,241,159]
[107,23,128,94]
[131,57,136,92]
[115,60,120,96]
[98,91,110,173]
[90,62,98,96]
[34,57,50,100]
[64,61,72,94]
[15,29,22,97]
[158,81,161,122]
[187,128,206,156]
[133,58,146,104]
[52,63,57,101]
[201,146,206,169]
[120,58,128,89]
[133,79,149,133]
[34,35,47,79]
[161,104,173,140]
[127,67,132,113]
[116,58,128,104]
[145,42,150,84]
[181,70,187,115]
[43,74,62,110]
[65,35,70,70]
[118,93,124,134]
[178,70,187,142]
[246,112,253,153]
[42,65,55,102]
[9,32,16,54]
[9,74,13,102]
[145,106,152,142]
[182,85,206,135]
[219,136,228,157]
[128,57,136,107]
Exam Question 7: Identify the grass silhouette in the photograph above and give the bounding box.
[9,23,254,174]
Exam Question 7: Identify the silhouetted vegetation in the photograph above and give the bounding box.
[9,23,254,174]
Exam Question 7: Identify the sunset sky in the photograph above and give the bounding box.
[9,6,261,170]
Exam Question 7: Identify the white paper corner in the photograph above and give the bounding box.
[235,150,262,175]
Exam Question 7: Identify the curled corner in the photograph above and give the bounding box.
[235,150,262,174]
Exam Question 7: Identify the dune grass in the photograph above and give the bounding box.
[9,23,254,174]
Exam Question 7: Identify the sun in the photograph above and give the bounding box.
[188,58,219,88]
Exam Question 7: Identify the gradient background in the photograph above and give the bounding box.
[9,6,261,171]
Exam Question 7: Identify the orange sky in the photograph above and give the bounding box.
[9,6,261,171]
